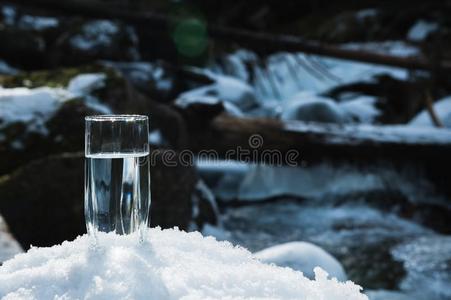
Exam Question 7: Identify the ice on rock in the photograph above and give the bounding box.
[254,241,347,281]
[0,228,368,300]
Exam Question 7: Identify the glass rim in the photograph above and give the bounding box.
[85,114,148,122]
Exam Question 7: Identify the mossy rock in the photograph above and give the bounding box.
[0,150,197,249]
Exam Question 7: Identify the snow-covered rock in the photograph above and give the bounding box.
[409,96,451,128]
[254,241,347,281]
[0,228,367,300]
[281,92,349,124]
[67,73,106,95]
[177,74,258,112]
[0,73,110,135]
[0,86,74,134]
[407,20,439,42]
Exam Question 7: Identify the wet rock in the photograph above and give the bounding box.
[0,150,197,249]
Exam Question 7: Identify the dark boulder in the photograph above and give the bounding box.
[0,150,198,249]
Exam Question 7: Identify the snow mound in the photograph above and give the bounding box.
[254,241,347,282]
[0,228,368,300]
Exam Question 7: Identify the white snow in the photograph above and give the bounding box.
[70,20,119,51]
[409,96,451,128]
[392,236,451,299]
[214,50,410,102]
[342,41,420,58]
[254,242,347,282]
[0,73,111,134]
[0,228,368,300]
[177,74,258,112]
[18,15,59,30]
[67,73,106,95]
[407,20,439,42]
[0,86,74,134]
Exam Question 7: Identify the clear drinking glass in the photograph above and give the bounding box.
[85,115,150,241]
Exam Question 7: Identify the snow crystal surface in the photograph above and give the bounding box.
[0,228,368,300]
[407,20,439,41]
[254,241,347,281]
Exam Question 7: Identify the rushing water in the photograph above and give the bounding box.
[219,198,451,299]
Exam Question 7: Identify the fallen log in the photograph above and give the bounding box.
[187,115,451,165]
[187,115,451,195]
[8,0,451,72]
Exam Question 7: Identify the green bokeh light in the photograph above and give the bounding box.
[172,18,208,58]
